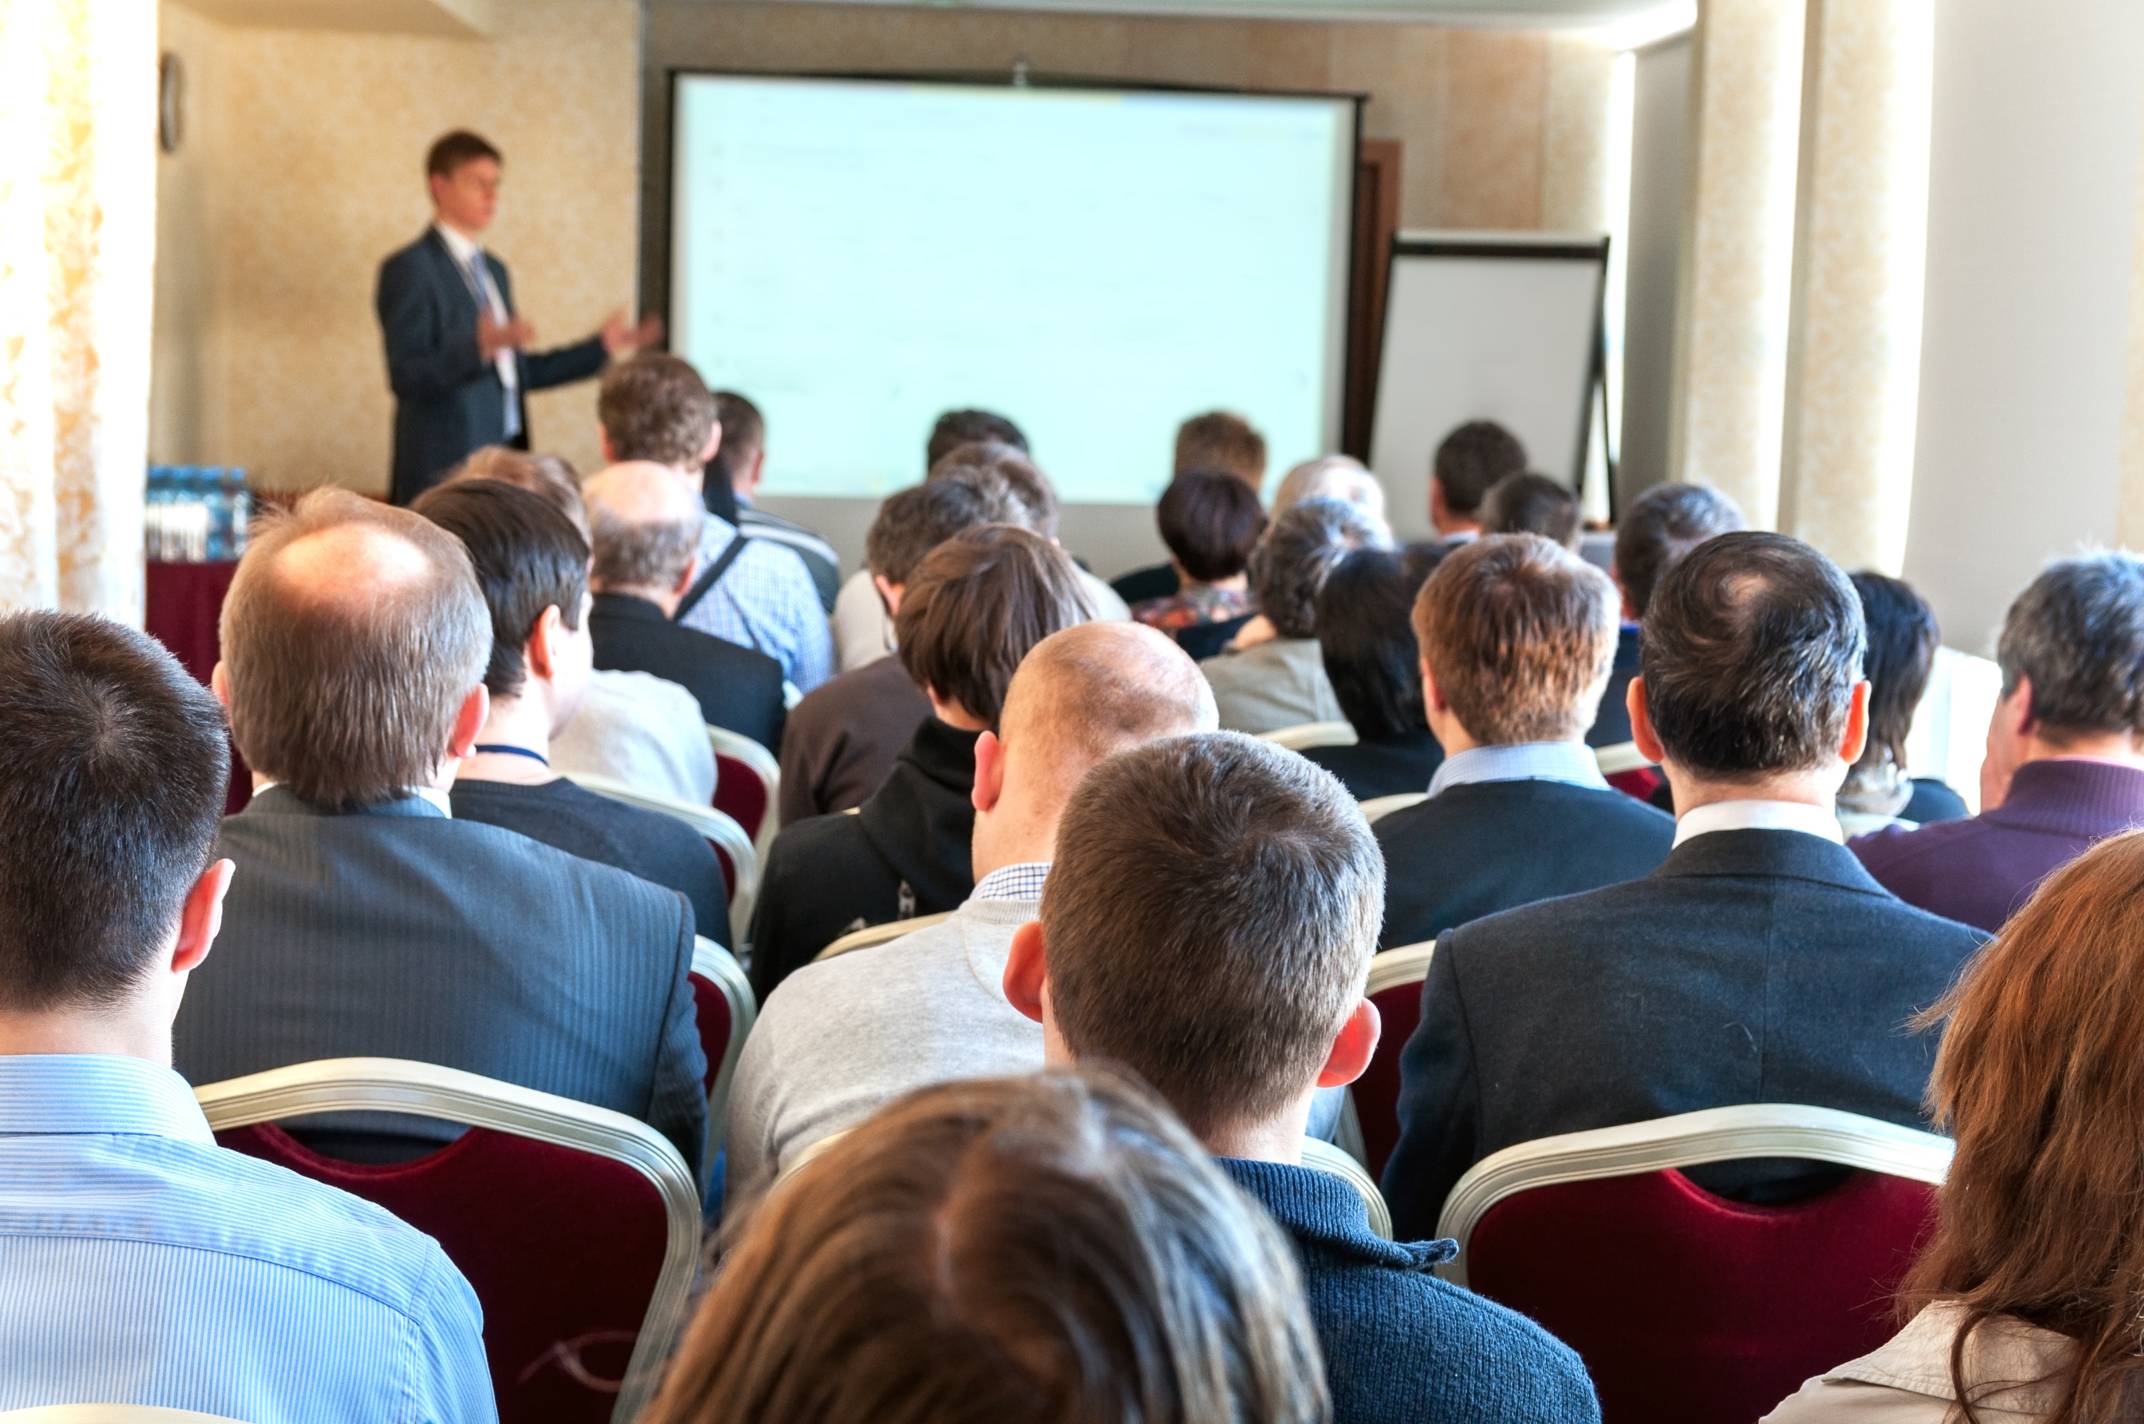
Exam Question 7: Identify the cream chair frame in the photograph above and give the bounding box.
[566,773,758,945]
[706,725,782,863]
[1263,721,1360,751]
[815,911,955,962]
[692,936,756,1151]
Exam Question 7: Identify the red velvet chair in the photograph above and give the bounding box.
[196,1058,701,1424]
[690,936,756,1148]
[707,725,780,864]
[1594,741,1666,805]
[1348,939,1435,1180]
[1437,1105,1951,1424]
[565,773,759,945]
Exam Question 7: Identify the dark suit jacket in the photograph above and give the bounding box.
[1110,561,1180,607]
[777,652,930,825]
[587,591,787,753]
[173,789,709,1183]
[1584,624,1643,747]
[1374,778,1674,949]
[1380,829,1984,1239]
[1301,731,1446,803]
[376,228,606,505]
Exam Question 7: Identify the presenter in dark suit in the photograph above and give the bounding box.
[1380,533,1984,1239]
[377,129,659,505]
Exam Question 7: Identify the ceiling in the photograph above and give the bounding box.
[660,0,1684,27]
[167,0,494,36]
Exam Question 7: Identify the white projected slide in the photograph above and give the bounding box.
[670,75,1356,505]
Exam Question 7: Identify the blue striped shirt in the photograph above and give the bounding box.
[0,1054,496,1422]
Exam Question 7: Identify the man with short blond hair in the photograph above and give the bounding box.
[1175,410,1268,488]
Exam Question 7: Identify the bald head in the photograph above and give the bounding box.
[584,460,703,595]
[218,489,488,810]
[1002,623,1219,790]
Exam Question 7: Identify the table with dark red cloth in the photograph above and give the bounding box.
[145,560,252,813]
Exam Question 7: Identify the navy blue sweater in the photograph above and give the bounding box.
[1221,1159,1600,1424]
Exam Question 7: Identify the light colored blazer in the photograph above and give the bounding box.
[1763,1304,2126,1422]
[552,668,717,806]
[1201,635,1345,735]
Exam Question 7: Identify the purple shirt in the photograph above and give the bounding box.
[1850,758,2144,932]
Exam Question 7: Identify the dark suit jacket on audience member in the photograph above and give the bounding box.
[375,228,606,505]
[1174,613,1254,663]
[777,653,931,826]
[1301,731,1447,803]
[1852,759,2144,933]
[1585,624,1643,748]
[1375,779,1675,949]
[173,789,709,1180]
[587,591,786,753]
[1110,562,1180,608]
[450,776,730,945]
[748,718,981,1003]
[1380,829,1984,1239]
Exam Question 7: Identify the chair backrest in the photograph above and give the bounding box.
[566,772,759,945]
[1437,1105,1953,1424]
[1594,741,1665,804]
[0,1410,251,1423]
[690,937,756,1152]
[1301,1137,1393,1240]
[1262,720,1359,751]
[815,911,956,962]
[707,725,781,863]
[1348,940,1434,1179]
[1359,790,1427,824]
[196,1058,700,1424]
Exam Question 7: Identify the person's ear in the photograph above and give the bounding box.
[1839,679,1872,765]
[1002,919,1049,1025]
[1315,998,1381,1089]
[1628,675,1667,766]
[210,661,231,712]
[448,684,489,760]
[1612,568,1639,623]
[972,727,1007,815]
[2009,674,2040,737]
[1421,659,1449,717]
[873,574,904,619]
[670,557,698,600]
[526,605,563,683]
[1429,477,1449,525]
[699,420,723,466]
[598,428,617,465]
[171,858,235,977]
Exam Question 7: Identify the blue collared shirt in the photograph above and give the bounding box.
[0,1054,496,1422]
[1427,741,1610,799]
[684,513,836,693]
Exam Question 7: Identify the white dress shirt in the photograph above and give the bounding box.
[1673,799,1847,848]
[433,221,519,435]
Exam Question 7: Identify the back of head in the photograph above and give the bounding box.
[584,461,704,593]
[443,446,587,540]
[642,1070,1325,1424]
[1416,533,1618,745]
[597,353,717,469]
[1248,496,1389,640]
[1173,411,1267,488]
[1043,734,1382,1140]
[1851,571,1941,772]
[1481,472,1581,549]
[1995,551,2144,747]
[929,440,1060,539]
[1905,828,2144,1417]
[1157,470,1266,583]
[1641,531,1865,780]
[1318,549,1432,741]
[0,613,230,1013]
[220,489,490,811]
[865,470,1033,585]
[412,480,590,699]
[710,390,764,470]
[1432,420,1528,517]
[996,623,1220,798]
[927,408,1029,468]
[1613,481,1745,619]
[1272,454,1383,523]
[896,525,1094,728]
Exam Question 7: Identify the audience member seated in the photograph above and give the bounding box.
[1272,453,1387,520]
[171,490,708,1179]
[1593,481,1746,747]
[580,460,788,753]
[709,390,840,611]
[642,1072,1326,1424]
[1002,733,1603,1424]
[1765,830,2144,1423]
[1380,532,1984,1236]
[1130,469,1266,646]
[1838,572,1969,829]
[1202,496,1389,734]
[0,612,495,1421]
[1375,535,1674,948]
[1111,410,1269,606]
[1854,553,2144,933]
[1297,547,1447,799]
[926,405,1028,466]
[1481,471,1582,549]
[779,469,1032,825]
[728,622,1213,1194]
[597,354,833,691]
[1426,419,1528,544]
[414,480,729,943]
[747,526,1092,1001]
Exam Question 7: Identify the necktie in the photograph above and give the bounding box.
[466,249,521,440]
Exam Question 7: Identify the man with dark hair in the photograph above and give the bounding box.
[709,390,840,611]
[597,355,833,693]
[1591,480,1746,747]
[1374,534,1673,949]
[1381,532,1983,1235]
[376,129,657,505]
[577,461,788,753]
[1130,470,1265,646]
[1429,420,1528,541]
[729,623,1217,1195]
[413,480,729,943]
[1002,733,1600,1424]
[1481,471,1581,549]
[173,489,709,1182]
[0,612,495,1419]
[748,526,1094,1002]
[1299,548,1446,800]
[1853,552,2144,931]
[1174,410,1268,488]
[780,470,1032,824]
[926,407,1028,467]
